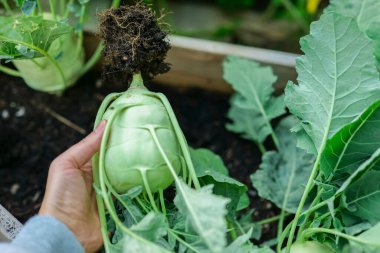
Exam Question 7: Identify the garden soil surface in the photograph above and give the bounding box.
[0,72,280,243]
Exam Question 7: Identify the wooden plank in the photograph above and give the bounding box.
[84,33,299,93]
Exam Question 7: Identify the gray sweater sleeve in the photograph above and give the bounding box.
[0,216,84,253]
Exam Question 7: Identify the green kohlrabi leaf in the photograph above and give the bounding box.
[174,181,230,252]
[320,100,380,184]
[343,169,380,225]
[190,148,228,175]
[123,236,172,253]
[224,56,286,147]
[0,16,72,60]
[190,148,249,213]
[129,212,168,242]
[121,212,171,253]
[251,116,314,213]
[327,0,380,71]
[285,12,380,155]
[327,0,380,32]
[348,222,380,253]
[223,228,274,253]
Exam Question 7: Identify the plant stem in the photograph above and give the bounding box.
[284,150,323,253]
[60,0,65,16]
[80,42,104,76]
[111,0,120,8]
[136,196,150,213]
[76,4,86,54]
[279,0,309,32]
[1,0,11,13]
[257,141,266,154]
[0,64,21,77]
[159,189,167,216]
[228,219,238,240]
[296,190,322,240]
[48,0,57,20]
[141,170,159,212]
[168,230,202,253]
[36,0,43,14]
[302,227,380,247]
[258,214,288,225]
[277,221,293,253]
[130,72,145,88]
[63,0,73,18]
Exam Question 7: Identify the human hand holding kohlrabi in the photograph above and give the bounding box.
[39,121,106,253]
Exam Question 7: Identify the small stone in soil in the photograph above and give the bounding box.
[2,109,9,119]
[15,107,25,117]
[10,184,20,195]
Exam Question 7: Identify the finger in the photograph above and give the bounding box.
[58,120,107,167]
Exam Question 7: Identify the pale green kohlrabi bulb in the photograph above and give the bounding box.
[100,81,182,194]
[13,33,84,93]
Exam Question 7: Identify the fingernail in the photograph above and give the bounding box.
[94,120,106,133]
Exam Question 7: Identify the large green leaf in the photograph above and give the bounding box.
[251,116,314,213]
[174,181,230,252]
[349,222,380,253]
[224,56,286,145]
[129,212,167,242]
[320,100,380,184]
[343,170,380,225]
[285,12,380,155]
[0,16,72,60]
[190,148,249,213]
[327,0,380,72]
[328,0,380,32]
[223,228,274,253]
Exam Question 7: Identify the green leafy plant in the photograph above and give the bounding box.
[223,0,380,252]
[0,0,119,93]
[92,4,271,253]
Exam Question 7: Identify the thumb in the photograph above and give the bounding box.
[58,120,107,167]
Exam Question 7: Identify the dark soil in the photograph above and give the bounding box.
[99,3,171,82]
[0,72,279,242]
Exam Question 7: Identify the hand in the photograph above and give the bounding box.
[39,121,106,253]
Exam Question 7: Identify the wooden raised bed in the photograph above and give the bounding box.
[84,33,299,93]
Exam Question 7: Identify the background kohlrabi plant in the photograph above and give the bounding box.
[223,0,380,252]
[0,0,119,93]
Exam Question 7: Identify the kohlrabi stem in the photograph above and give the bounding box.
[76,4,86,55]
[285,150,323,253]
[130,73,145,88]
[63,0,73,18]
[159,189,167,216]
[0,0,11,13]
[279,0,309,32]
[258,213,289,225]
[80,42,104,76]
[256,141,266,154]
[296,190,323,240]
[59,0,65,16]
[227,219,238,240]
[153,93,201,189]
[277,221,293,253]
[302,228,380,247]
[168,230,202,253]
[48,0,57,20]
[136,195,151,213]
[36,0,43,14]
[111,0,121,8]
[0,65,21,77]
[140,169,159,212]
